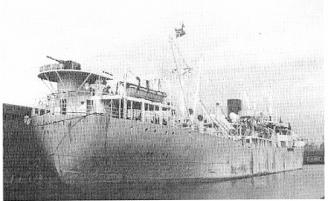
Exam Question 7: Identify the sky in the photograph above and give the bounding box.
[0,0,324,142]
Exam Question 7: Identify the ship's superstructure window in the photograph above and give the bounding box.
[133,101,141,120]
[162,107,169,125]
[127,100,132,119]
[60,99,67,115]
[86,100,93,113]
[108,99,123,118]
[145,104,155,123]
[112,99,120,117]
[127,100,142,120]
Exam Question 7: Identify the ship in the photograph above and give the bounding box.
[28,29,304,185]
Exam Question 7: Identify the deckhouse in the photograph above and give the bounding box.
[37,57,175,127]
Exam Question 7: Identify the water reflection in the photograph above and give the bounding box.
[4,165,324,200]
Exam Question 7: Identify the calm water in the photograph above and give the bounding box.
[4,164,324,200]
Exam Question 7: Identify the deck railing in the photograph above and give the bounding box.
[39,63,64,72]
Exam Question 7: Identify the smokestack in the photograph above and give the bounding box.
[227,99,242,115]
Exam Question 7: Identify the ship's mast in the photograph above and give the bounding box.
[192,57,203,121]
[169,23,207,122]
[169,36,189,116]
[170,22,201,118]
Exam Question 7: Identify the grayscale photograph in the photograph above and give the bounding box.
[1,0,325,200]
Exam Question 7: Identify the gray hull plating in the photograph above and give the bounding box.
[33,114,304,185]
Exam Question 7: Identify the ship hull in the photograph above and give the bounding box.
[33,114,304,185]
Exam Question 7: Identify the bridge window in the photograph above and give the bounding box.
[60,99,67,115]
